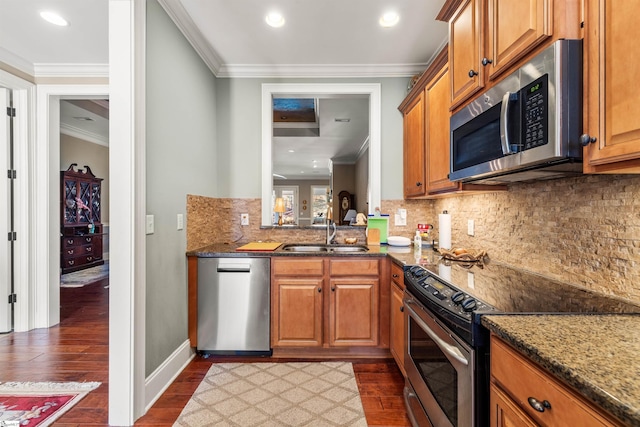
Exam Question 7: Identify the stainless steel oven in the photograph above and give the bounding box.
[403,291,474,427]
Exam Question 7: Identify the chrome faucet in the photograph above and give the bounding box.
[326,220,337,244]
[326,205,336,244]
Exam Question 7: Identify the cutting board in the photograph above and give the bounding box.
[236,242,282,252]
[367,228,380,245]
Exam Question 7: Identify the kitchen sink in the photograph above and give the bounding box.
[281,244,369,253]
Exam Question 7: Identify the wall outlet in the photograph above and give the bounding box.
[177,213,184,230]
[395,208,407,226]
[145,215,154,235]
[467,219,475,236]
[468,272,475,289]
[240,213,249,226]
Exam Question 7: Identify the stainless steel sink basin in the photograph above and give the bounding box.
[281,244,369,253]
[281,245,328,252]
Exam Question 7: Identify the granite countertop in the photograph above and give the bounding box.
[482,314,640,426]
[187,242,426,258]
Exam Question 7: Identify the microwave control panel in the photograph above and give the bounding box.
[522,74,549,150]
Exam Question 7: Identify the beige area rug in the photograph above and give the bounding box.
[173,362,367,427]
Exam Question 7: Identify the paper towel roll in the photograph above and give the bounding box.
[439,211,451,250]
[438,264,452,282]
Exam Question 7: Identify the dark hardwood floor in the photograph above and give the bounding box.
[0,279,410,426]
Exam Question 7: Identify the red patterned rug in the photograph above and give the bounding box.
[0,381,100,427]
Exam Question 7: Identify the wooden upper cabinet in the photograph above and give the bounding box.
[583,0,640,173]
[443,0,577,110]
[486,0,551,80]
[426,65,457,193]
[402,91,426,198]
[449,0,484,109]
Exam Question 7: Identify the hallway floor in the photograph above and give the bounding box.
[0,279,410,426]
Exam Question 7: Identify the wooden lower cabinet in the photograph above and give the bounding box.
[271,256,388,357]
[389,262,406,376]
[490,335,623,427]
[272,278,323,346]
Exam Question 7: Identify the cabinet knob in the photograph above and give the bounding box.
[69,260,75,265]
[400,306,404,312]
[318,287,322,293]
[481,57,493,66]
[580,134,597,146]
[87,256,93,261]
[468,69,478,78]
[528,397,551,412]
[331,287,335,292]
[392,274,399,278]
[416,182,422,187]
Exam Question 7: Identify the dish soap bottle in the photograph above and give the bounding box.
[414,229,422,247]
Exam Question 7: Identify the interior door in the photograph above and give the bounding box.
[0,88,13,333]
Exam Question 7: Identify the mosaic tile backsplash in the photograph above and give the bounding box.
[187,173,640,304]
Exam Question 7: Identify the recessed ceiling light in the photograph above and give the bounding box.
[379,12,399,28]
[266,12,285,28]
[40,11,69,26]
[288,149,295,153]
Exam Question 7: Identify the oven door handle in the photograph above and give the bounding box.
[406,300,469,367]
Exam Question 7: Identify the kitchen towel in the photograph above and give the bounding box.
[439,211,452,250]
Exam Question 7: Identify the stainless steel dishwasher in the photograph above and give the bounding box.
[197,257,271,355]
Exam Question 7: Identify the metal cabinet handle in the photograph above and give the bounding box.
[528,397,551,412]
[85,237,92,242]
[69,260,75,265]
[415,182,422,187]
[392,274,399,278]
[481,57,493,66]
[87,256,93,261]
[400,306,404,312]
[580,134,597,146]
[86,247,92,252]
[318,287,322,293]
[468,69,478,78]
[67,250,74,255]
[67,239,74,245]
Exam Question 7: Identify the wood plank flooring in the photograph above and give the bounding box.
[0,279,410,426]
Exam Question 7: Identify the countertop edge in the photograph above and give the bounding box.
[482,314,640,426]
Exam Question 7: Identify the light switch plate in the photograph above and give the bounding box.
[467,219,474,236]
[240,213,249,226]
[146,215,154,235]
[177,213,184,230]
[468,272,475,289]
[395,209,407,226]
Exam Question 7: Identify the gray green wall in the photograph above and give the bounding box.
[145,0,218,375]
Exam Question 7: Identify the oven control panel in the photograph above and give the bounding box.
[404,265,496,321]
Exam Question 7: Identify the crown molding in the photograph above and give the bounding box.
[0,47,35,76]
[61,123,109,147]
[33,63,109,78]
[217,63,428,78]
[157,0,223,76]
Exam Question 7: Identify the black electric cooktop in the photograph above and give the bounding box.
[413,258,640,315]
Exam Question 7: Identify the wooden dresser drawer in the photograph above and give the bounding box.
[491,337,621,427]
[63,235,97,248]
[272,258,324,276]
[329,258,379,276]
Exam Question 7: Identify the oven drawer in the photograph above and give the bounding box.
[491,337,622,427]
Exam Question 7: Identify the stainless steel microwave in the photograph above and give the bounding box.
[449,39,584,184]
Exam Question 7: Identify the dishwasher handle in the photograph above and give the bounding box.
[216,264,251,273]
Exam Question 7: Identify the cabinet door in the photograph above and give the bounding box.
[390,282,406,376]
[490,384,538,427]
[450,0,484,108]
[426,65,458,193]
[486,0,551,80]
[584,1,640,172]
[329,278,379,346]
[403,91,426,198]
[272,278,323,347]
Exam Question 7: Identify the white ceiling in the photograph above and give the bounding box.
[0,0,448,176]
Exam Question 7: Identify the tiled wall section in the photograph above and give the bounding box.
[187,173,640,304]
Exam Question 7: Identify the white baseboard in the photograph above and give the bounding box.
[144,339,195,412]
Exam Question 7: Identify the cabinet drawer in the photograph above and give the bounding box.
[329,259,379,276]
[63,254,98,269]
[491,337,620,427]
[272,258,324,276]
[391,262,404,289]
[63,235,97,248]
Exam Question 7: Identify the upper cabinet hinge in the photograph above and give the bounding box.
[7,170,16,179]
[7,231,16,241]
[8,294,17,304]
[6,107,15,117]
